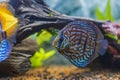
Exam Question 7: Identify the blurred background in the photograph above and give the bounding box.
[30,0,120,68]
[1,0,120,68]
[45,0,120,20]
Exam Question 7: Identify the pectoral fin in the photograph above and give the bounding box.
[97,40,108,56]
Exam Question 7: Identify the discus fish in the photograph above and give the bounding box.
[53,21,108,67]
[0,23,11,62]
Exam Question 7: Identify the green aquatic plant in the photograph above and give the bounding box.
[30,48,55,68]
[95,0,117,40]
[49,11,54,17]
[95,0,120,44]
[30,29,56,68]
[36,29,52,45]
[95,0,114,21]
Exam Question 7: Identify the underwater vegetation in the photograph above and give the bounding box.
[95,0,114,21]
[30,30,56,68]
[30,0,117,68]
[1,0,120,80]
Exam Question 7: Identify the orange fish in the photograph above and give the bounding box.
[0,2,18,62]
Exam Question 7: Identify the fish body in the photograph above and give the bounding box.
[0,23,11,62]
[53,21,108,67]
[0,2,18,62]
[0,2,18,39]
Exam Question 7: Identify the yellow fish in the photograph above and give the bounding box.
[0,2,18,38]
[0,2,18,62]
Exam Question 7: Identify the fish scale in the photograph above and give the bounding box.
[53,20,107,67]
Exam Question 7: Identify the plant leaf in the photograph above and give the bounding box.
[36,30,52,45]
[95,6,106,20]
[39,48,45,54]
[43,50,55,60]
[105,0,114,21]
[30,52,44,68]
[30,48,55,68]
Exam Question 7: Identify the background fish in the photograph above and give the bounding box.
[0,2,18,43]
[0,2,17,62]
[0,23,11,62]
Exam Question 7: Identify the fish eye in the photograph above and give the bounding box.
[58,33,64,48]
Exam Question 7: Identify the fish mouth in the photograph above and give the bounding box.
[52,36,60,48]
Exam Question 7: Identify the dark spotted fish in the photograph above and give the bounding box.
[0,23,11,62]
[53,21,108,67]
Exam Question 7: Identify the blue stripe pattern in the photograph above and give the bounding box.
[0,39,11,62]
[0,23,11,62]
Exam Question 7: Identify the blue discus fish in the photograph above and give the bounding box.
[0,23,11,62]
[53,21,108,67]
